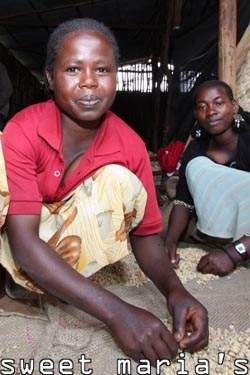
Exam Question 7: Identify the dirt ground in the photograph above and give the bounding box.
[0,246,249,375]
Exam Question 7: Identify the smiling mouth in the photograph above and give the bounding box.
[208,119,221,126]
[76,95,101,107]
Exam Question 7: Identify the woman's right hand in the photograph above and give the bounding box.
[107,302,178,365]
[165,240,180,268]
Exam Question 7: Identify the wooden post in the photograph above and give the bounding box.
[173,0,182,29]
[218,0,237,94]
[152,0,175,151]
[152,56,163,152]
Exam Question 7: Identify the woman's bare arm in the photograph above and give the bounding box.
[6,214,179,364]
[7,214,125,321]
[165,204,191,265]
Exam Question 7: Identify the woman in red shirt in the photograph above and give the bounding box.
[0,18,208,364]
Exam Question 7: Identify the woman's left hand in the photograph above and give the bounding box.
[131,233,209,353]
[167,288,208,352]
[197,249,235,276]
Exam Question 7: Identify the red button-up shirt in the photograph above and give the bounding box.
[2,100,162,235]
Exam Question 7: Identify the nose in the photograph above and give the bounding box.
[206,103,217,117]
[78,69,97,89]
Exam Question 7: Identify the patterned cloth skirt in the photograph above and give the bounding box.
[0,138,147,292]
[186,156,250,241]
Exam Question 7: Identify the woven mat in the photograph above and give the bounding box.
[0,247,249,374]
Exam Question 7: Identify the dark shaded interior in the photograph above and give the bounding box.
[0,0,249,150]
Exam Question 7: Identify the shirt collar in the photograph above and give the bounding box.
[37,100,62,151]
[37,101,120,155]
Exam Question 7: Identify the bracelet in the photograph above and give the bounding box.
[222,245,237,267]
[173,200,194,211]
[232,240,249,261]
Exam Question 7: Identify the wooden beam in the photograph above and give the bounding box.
[0,22,164,31]
[218,0,237,94]
[0,0,110,21]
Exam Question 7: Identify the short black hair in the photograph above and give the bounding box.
[45,17,120,74]
[193,79,234,105]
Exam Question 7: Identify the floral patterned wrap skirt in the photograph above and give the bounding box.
[0,144,147,293]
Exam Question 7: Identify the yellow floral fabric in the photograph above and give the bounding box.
[0,133,10,231]
[0,162,147,292]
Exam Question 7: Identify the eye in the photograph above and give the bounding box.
[215,101,224,107]
[196,103,206,111]
[66,66,80,73]
[96,66,110,74]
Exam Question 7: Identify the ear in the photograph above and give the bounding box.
[45,70,54,91]
[232,99,239,113]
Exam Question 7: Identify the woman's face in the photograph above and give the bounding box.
[46,30,117,128]
[194,86,239,136]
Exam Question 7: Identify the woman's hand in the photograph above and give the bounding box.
[165,240,180,268]
[197,249,235,276]
[131,234,209,355]
[167,288,208,352]
[108,303,178,365]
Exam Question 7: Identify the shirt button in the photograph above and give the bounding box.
[53,170,61,177]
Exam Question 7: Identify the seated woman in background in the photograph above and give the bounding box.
[0,18,208,364]
[165,80,250,276]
